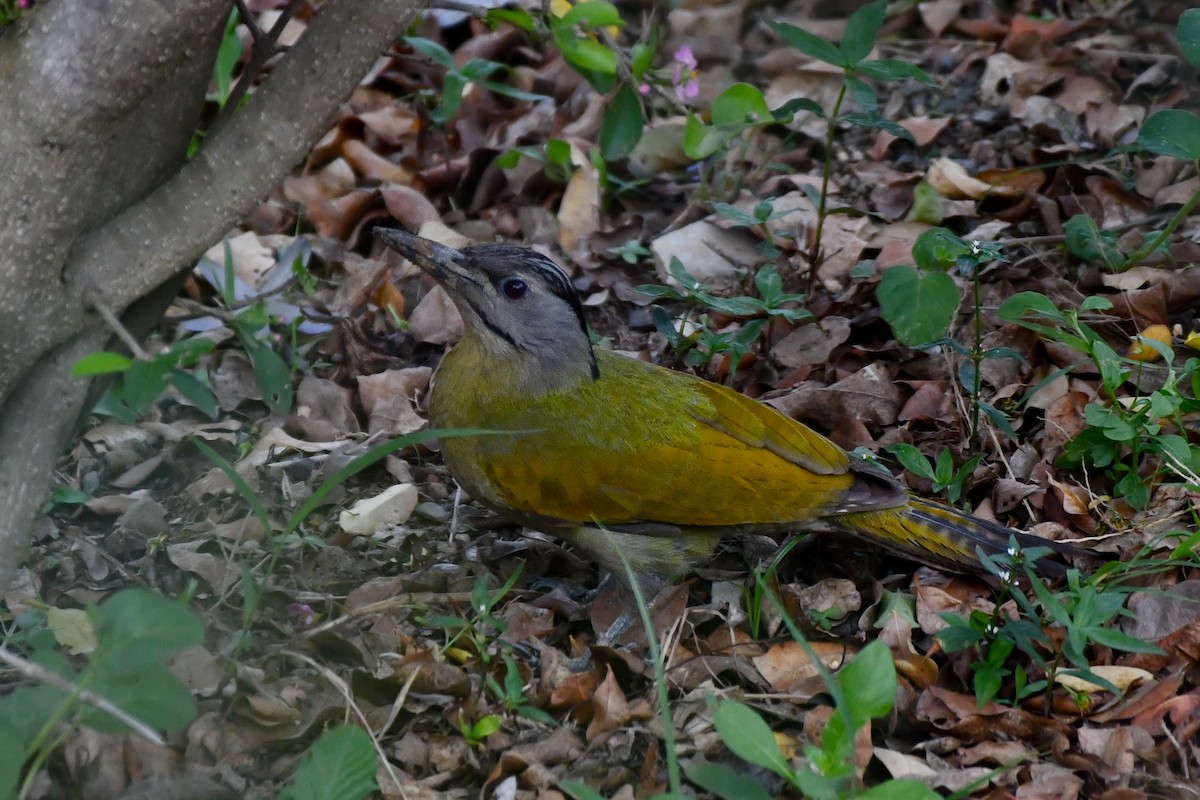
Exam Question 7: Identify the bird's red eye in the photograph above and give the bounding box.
[501,277,527,299]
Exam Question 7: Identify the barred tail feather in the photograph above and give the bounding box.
[831,496,1070,576]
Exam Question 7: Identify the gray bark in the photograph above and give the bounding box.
[0,0,424,592]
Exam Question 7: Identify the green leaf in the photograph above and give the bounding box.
[631,41,655,80]
[1064,214,1126,269]
[276,726,378,800]
[600,82,645,160]
[212,10,243,106]
[169,369,219,420]
[768,20,844,66]
[713,701,793,778]
[122,357,175,412]
[877,265,959,346]
[856,59,935,84]
[911,227,970,272]
[887,443,934,480]
[555,33,618,76]
[404,36,456,69]
[711,83,772,129]
[92,589,204,668]
[837,640,896,726]
[685,761,774,800]
[1180,9,1200,68]
[772,96,824,121]
[844,75,878,113]
[997,291,1065,323]
[238,333,293,414]
[559,0,622,29]
[559,781,608,800]
[840,0,885,65]
[1136,109,1200,162]
[486,8,535,32]
[72,351,134,377]
[683,112,731,160]
[85,661,197,733]
[857,780,944,800]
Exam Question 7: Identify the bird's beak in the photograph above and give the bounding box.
[375,227,470,285]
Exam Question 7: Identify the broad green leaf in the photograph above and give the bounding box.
[122,357,174,412]
[556,35,618,77]
[841,0,885,65]
[858,780,944,800]
[911,227,970,272]
[1178,9,1200,69]
[713,701,792,778]
[768,20,844,66]
[92,589,204,668]
[559,0,622,29]
[600,82,645,160]
[72,351,134,376]
[486,8,535,32]
[685,761,774,800]
[683,113,731,159]
[877,265,959,346]
[711,83,772,129]
[84,661,196,733]
[1136,109,1200,162]
[276,726,378,800]
[837,640,896,725]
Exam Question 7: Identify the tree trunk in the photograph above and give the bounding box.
[0,0,423,593]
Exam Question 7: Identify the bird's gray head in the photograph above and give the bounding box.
[376,229,599,384]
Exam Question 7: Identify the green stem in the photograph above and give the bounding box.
[808,81,847,294]
[1122,186,1200,270]
[971,268,983,443]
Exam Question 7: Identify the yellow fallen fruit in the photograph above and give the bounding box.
[1185,330,1200,353]
[1127,324,1173,362]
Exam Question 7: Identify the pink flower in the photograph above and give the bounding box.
[671,45,700,105]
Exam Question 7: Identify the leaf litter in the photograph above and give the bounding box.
[21,1,1200,798]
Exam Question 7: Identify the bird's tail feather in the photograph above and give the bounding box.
[831,496,1072,576]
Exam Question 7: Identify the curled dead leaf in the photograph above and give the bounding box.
[1056,666,1154,695]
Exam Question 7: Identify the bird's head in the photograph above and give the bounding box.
[377,228,599,387]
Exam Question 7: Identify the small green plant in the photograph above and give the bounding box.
[998,292,1200,511]
[637,256,811,377]
[404,35,545,125]
[886,444,982,506]
[274,725,378,800]
[765,0,934,289]
[937,541,1162,711]
[688,640,939,800]
[72,338,219,423]
[1062,10,1200,273]
[878,227,1023,442]
[0,589,203,800]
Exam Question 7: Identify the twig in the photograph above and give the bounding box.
[301,591,479,638]
[0,646,167,746]
[91,301,150,359]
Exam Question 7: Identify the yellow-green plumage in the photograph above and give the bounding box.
[377,228,1063,596]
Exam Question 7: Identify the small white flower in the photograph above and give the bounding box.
[970,240,982,255]
[997,569,1011,584]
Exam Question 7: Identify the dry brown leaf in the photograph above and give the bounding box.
[752,640,850,692]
